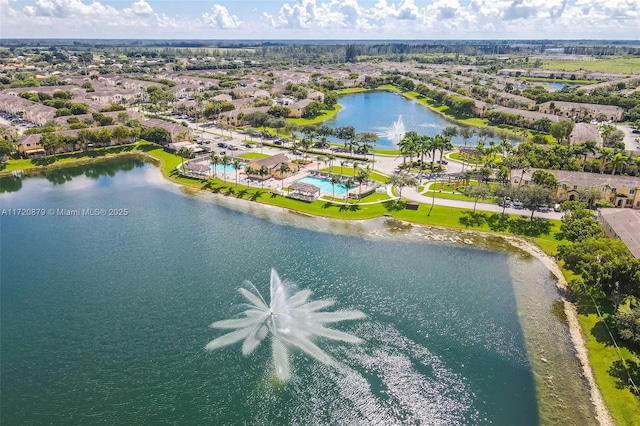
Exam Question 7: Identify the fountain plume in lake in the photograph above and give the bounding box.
[206,269,365,381]
[378,115,406,145]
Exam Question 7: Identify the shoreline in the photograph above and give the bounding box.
[184,176,612,425]
[507,237,614,426]
[2,148,613,425]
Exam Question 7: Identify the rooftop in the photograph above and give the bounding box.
[598,209,640,258]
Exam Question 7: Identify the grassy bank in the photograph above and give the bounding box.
[8,141,637,425]
[575,296,640,426]
[287,104,342,126]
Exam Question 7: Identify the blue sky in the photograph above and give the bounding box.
[1,0,639,40]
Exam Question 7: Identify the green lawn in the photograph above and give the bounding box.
[320,166,388,182]
[577,304,640,426]
[541,57,640,75]
[239,152,270,160]
[0,143,149,177]
[334,88,370,95]
[287,104,342,126]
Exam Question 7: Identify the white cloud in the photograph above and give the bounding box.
[22,0,116,17]
[3,0,639,40]
[0,0,18,18]
[202,4,241,29]
[396,0,419,19]
[125,0,153,16]
[278,0,317,28]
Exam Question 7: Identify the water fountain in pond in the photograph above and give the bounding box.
[206,269,366,381]
[378,115,406,145]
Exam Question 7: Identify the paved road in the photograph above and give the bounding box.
[195,124,563,220]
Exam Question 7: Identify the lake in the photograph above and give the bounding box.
[326,91,517,149]
[0,158,596,425]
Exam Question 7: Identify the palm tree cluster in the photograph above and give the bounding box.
[397,130,454,173]
[514,139,640,176]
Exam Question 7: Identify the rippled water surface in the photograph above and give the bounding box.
[0,159,594,425]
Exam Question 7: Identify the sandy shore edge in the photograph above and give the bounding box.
[506,237,614,426]
[128,159,617,425]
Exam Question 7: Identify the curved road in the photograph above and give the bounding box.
[196,125,563,220]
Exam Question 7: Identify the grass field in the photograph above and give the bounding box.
[288,104,342,126]
[541,57,640,75]
[576,296,640,426]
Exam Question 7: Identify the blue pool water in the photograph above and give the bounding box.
[210,164,242,173]
[296,176,349,195]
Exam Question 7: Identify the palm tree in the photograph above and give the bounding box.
[340,160,348,175]
[258,165,270,188]
[398,131,418,167]
[343,177,357,201]
[580,140,599,171]
[335,125,356,154]
[278,162,291,189]
[436,135,453,166]
[355,168,370,197]
[326,154,337,171]
[316,155,325,171]
[598,148,614,173]
[176,147,190,172]
[330,174,342,200]
[352,161,360,177]
[245,165,256,182]
[517,158,531,188]
[232,158,242,185]
[209,153,220,178]
[220,155,231,183]
[610,152,629,176]
[387,173,417,204]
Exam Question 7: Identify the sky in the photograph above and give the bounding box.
[1,0,639,40]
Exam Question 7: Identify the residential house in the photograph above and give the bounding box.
[23,104,57,126]
[538,101,624,122]
[511,169,640,209]
[245,153,299,180]
[598,209,640,258]
[17,125,130,157]
[140,118,193,143]
[17,133,45,157]
[568,123,603,148]
[87,88,140,105]
[219,106,270,126]
[288,99,313,118]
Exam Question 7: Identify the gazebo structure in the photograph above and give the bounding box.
[288,182,321,202]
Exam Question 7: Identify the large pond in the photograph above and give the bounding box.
[326,91,517,149]
[0,158,596,425]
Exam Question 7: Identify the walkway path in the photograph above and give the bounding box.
[191,125,564,219]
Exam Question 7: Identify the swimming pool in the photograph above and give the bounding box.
[209,164,243,174]
[295,176,350,196]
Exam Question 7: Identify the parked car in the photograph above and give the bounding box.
[274,140,283,145]
[553,203,562,212]
[217,142,228,148]
[513,200,523,209]
[228,145,239,151]
[292,150,302,155]
[244,143,254,148]
[437,160,449,165]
